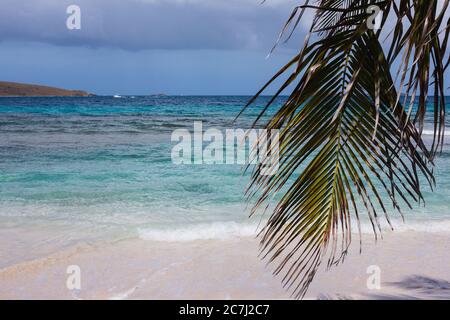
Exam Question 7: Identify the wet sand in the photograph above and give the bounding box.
[1,231,450,300]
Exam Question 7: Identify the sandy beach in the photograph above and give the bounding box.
[1,231,449,300]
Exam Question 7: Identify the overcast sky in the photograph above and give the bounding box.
[0,0,306,95]
[1,0,448,95]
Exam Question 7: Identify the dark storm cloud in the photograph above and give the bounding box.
[0,0,306,50]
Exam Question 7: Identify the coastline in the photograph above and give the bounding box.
[0,81,93,97]
[1,231,450,300]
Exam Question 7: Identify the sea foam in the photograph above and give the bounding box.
[138,221,260,242]
[422,129,450,136]
[138,218,450,242]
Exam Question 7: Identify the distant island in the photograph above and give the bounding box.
[0,81,94,97]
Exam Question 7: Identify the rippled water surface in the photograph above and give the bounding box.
[1,96,450,251]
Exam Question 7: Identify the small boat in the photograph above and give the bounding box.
[149,93,167,98]
[113,95,122,98]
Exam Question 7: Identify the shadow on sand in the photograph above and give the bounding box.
[364,275,450,300]
[318,275,450,300]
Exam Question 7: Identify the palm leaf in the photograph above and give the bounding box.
[242,0,448,299]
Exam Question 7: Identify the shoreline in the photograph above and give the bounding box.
[1,231,450,300]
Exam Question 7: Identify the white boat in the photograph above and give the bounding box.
[113,95,121,98]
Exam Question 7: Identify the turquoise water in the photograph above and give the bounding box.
[1,96,450,247]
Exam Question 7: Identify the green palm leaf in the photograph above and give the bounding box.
[242,0,448,299]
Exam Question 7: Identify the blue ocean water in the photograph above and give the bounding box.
[0,96,450,249]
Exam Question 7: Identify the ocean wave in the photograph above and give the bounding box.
[421,130,450,136]
[138,219,450,242]
[138,222,260,242]
[366,218,450,233]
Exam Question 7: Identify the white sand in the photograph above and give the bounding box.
[1,231,450,300]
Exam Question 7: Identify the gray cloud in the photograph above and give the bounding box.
[0,0,307,50]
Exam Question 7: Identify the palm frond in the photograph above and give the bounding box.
[242,0,447,299]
